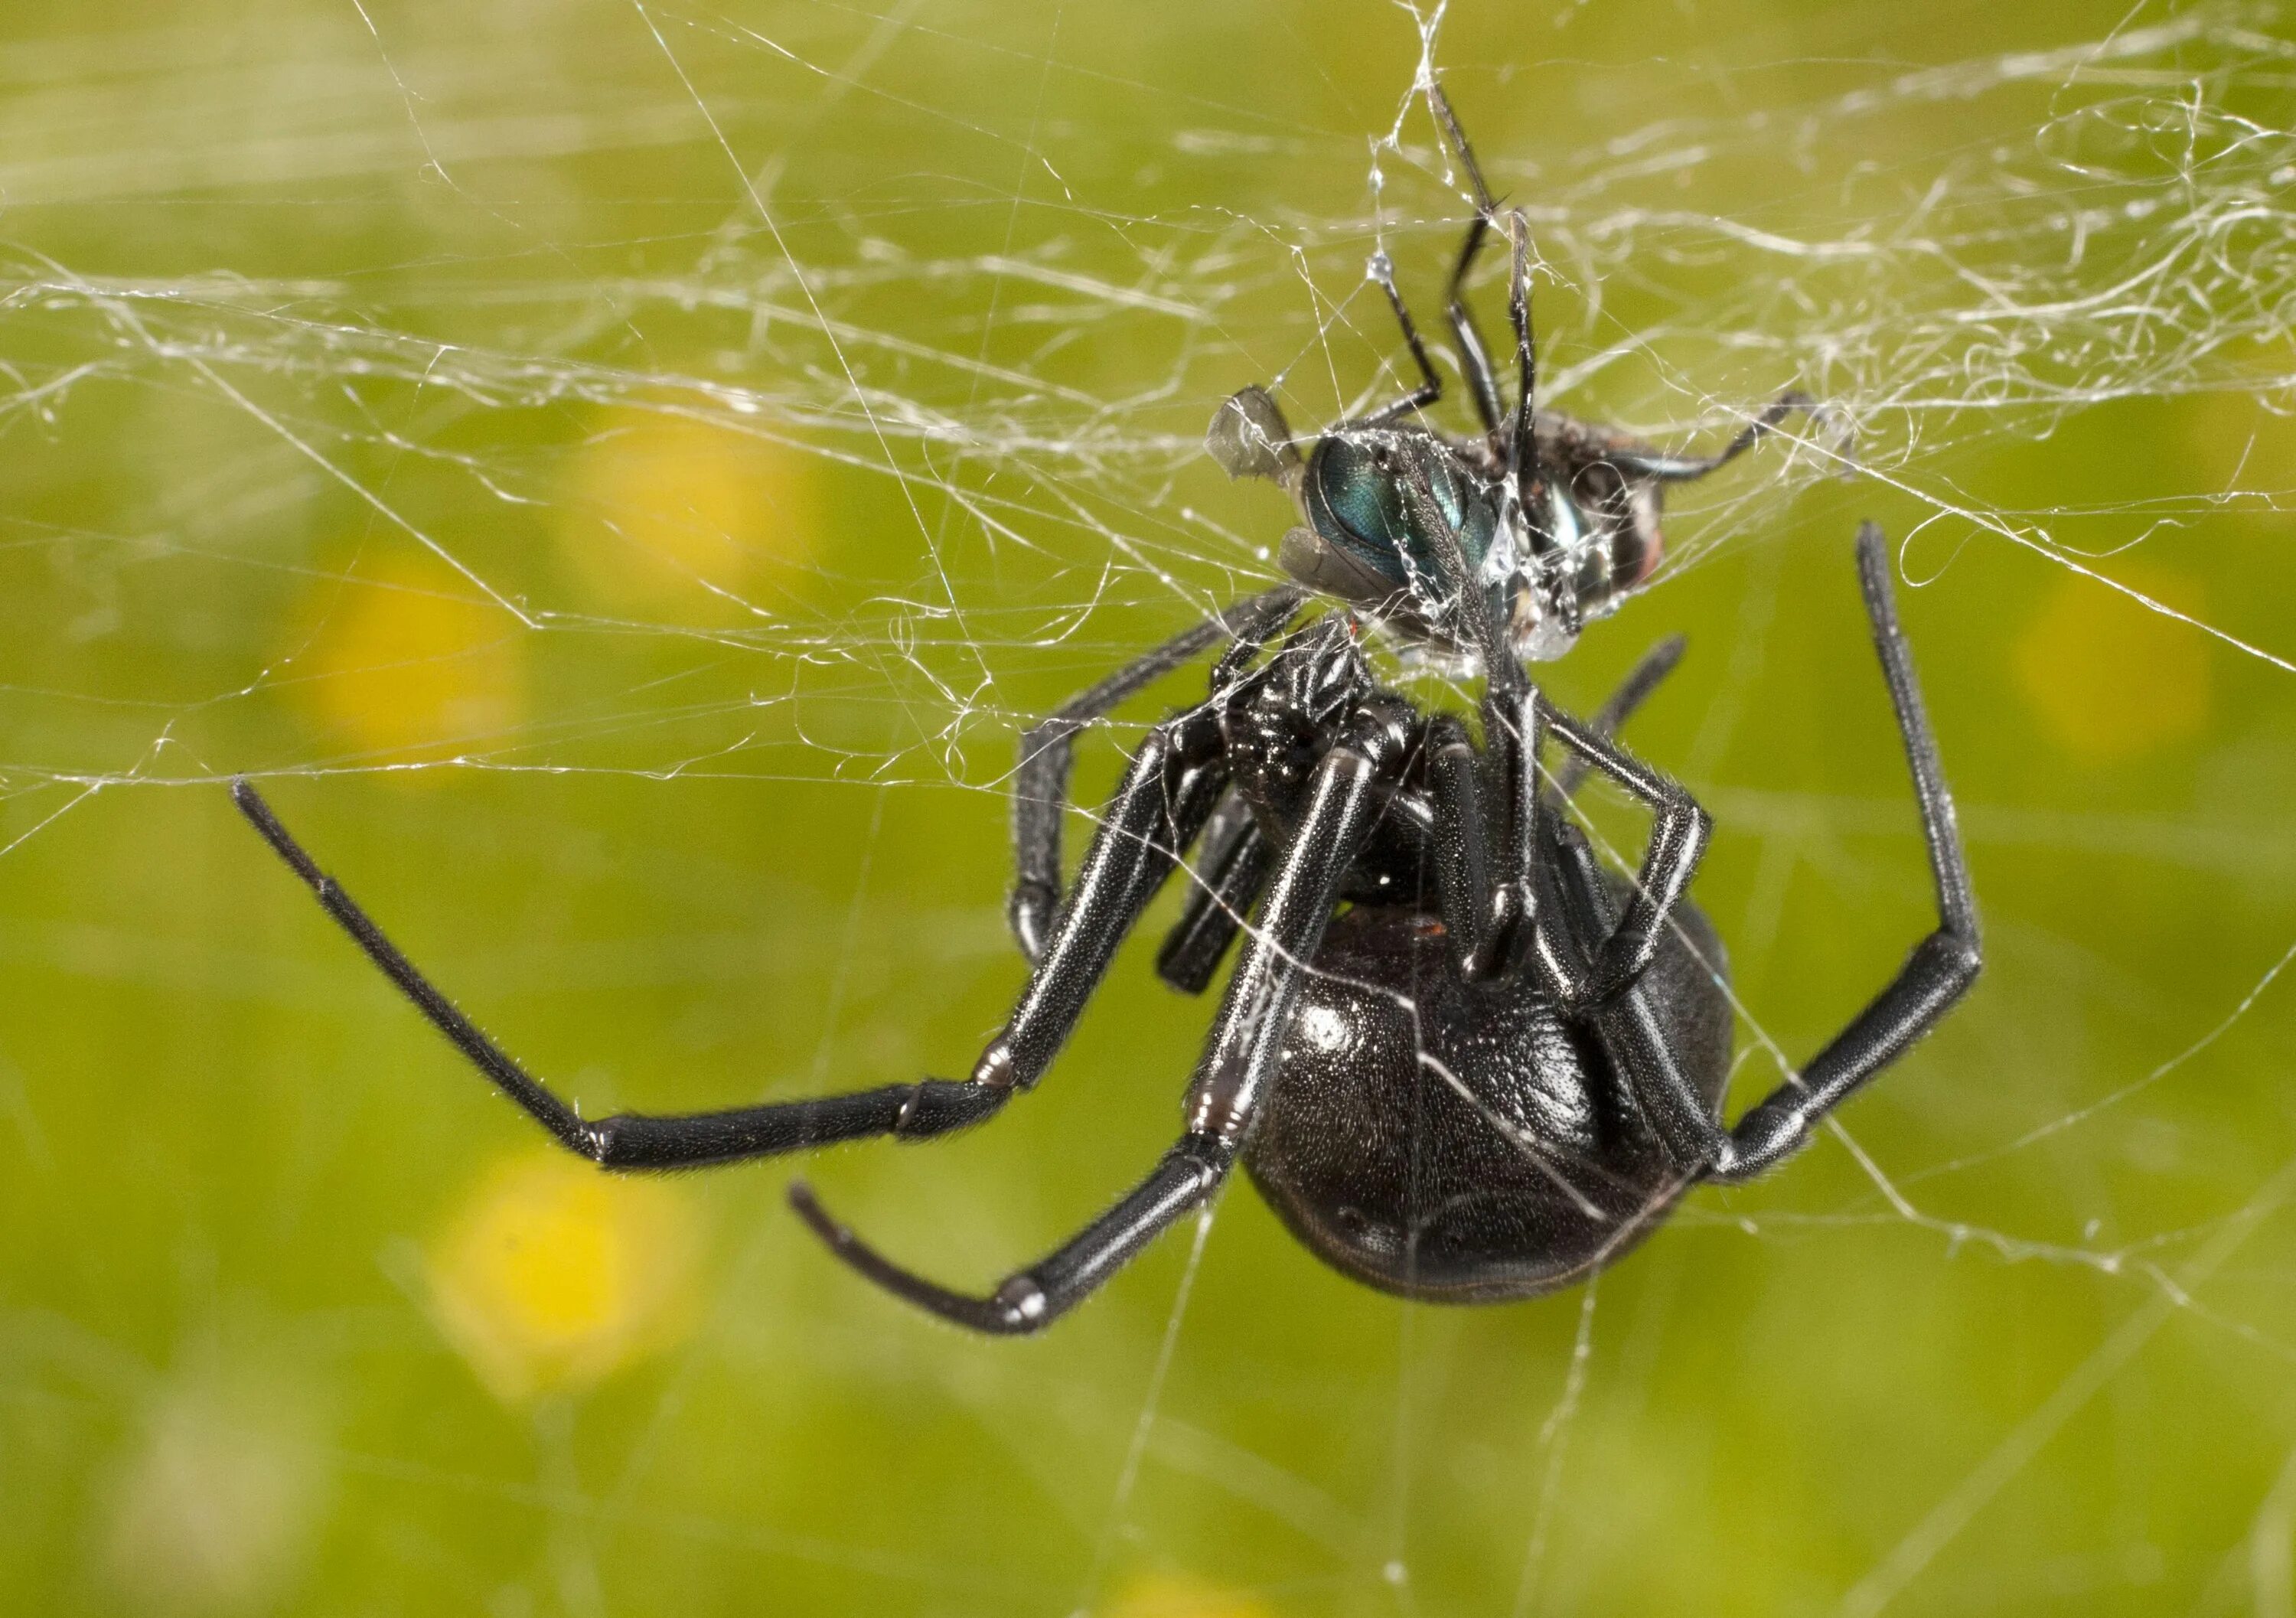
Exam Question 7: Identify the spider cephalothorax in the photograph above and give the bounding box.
[233,83,1975,1336]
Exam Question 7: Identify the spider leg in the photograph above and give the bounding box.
[1532,701,1713,1010]
[1600,391,1812,483]
[1153,788,1274,994]
[1542,820,1734,1169]
[1186,704,1402,1136]
[232,782,1004,1166]
[792,705,1401,1334]
[1543,526,1980,1179]
[996,710,1233,1085]
[1707,524,1980,1182]
[1009,583,1304,961]
[1547,634,1687,804]
[1425,634,1687,988]
[791,1136,1230,1334]
[1426,685,1540,982]
[233,682,1234,1170]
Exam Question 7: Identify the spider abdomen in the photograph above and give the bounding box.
[1244,900,1733,1302]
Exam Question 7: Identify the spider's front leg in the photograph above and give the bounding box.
[232,781,1003,1168]
[794,698,1407,1334]
[1545,634,1686,804]
[1391,445,1706,1009]
[233,677,1238,1172]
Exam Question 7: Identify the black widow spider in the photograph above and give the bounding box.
[232,85,1979,1333]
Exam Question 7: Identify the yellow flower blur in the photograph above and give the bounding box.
[290,554,526,772]
[1104,1571,1277,1618]
[426,1151,703,1404]
[2012,563,2211,764]
[559,403,815,612]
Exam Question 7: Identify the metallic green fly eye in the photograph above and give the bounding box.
[1300,432,1499,600]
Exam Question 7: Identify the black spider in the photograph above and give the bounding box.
[232,86,1978,1334]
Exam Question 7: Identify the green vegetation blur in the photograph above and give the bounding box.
[2,1,2293,1614]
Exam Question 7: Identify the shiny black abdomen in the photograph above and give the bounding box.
[1244,899,1733,1301]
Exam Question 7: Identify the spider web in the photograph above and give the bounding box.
[2,1,2294,1614]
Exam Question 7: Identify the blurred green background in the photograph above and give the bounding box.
[3,1,2294,1613]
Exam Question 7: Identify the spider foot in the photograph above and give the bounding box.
[787,1182,1048,1335]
